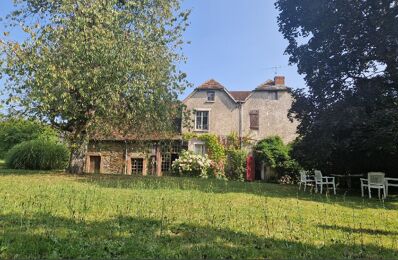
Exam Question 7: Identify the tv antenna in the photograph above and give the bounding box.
[264,66,283,75]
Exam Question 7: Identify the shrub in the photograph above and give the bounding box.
[5,139,69,170]
[0,118,58,158]
[172,150,211,178]
[254,136,301,180]
[225,149,247,181]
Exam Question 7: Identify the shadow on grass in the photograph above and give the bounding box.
[73,174,398,210]
[318,224,398,236]
[0,212,397,259]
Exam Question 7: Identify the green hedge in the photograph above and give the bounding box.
[225,149,247,181]
[254,136,301,180]
[5,139,69,170]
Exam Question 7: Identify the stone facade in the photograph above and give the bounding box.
[241,90,297,143]
[183,76,298,147]
[84,76,297,175]
[85,140,186,175]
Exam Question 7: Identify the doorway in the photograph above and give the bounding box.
[89,156,101,174]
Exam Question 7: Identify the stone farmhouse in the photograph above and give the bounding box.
[183,76,298,154]
[85,76,297,176]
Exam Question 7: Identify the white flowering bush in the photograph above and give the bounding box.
[172,150,212,178]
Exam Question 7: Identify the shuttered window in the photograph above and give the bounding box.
[249,110,259,130]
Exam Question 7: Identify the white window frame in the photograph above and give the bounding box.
[194,143,207,155]
[194,109,210,131]
[206,90,215,102]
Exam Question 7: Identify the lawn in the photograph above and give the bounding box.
[0,170,397,259]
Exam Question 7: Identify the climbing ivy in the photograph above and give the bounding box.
[182,133,225,162]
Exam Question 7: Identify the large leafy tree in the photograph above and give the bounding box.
[275,0,398,175]
[0,0,189,173]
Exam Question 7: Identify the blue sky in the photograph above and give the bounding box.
[0,0,306,100]
[180,0,305,97]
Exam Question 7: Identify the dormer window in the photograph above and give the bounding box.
[207,90,215,102]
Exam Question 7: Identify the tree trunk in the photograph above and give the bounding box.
[67,134,89,174]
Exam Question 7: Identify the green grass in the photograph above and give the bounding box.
[0,170,397,259]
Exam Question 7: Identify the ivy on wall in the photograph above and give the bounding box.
[182,133,225,162]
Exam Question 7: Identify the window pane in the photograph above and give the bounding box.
[196,112,202,129]
[194,144,202,154]
[207,91,215,101]
[196,111,209,130]
[194,144,206,155]
[269,92,278,100]
[202,111,209,130]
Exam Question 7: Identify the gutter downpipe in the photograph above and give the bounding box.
[238,102,243,149]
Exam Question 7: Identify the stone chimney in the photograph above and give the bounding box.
[274,76,285,85]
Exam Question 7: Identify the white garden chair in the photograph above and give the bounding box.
[298,170,315,191]
[385,177,398,197]
[314,170,336,194]
[361,172,386,199]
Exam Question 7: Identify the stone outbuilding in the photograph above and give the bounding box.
[85,134,187,175]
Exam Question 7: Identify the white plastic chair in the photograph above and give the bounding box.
[298,170,314,191]
[314,170,336,194]
[385,177,398,197]
[361,172,386,199]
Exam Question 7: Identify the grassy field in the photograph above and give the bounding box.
[0,169,397,259]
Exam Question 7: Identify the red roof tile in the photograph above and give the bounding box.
[229,91,251,102]
[196,79,225,90]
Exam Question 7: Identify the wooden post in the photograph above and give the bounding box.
[156,145,162,176]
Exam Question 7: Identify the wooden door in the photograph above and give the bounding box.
[90,156,101,174]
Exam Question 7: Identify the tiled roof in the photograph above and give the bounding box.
[255,80,288,91]
[229,91,251,102]
[196,79,225,90]
[92,131,181,141]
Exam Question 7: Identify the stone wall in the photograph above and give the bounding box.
[242,90,298,143]
[182,89,240,135]
[85,140,185,175]
[183,88,298,144]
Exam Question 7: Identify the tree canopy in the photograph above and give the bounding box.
[276,0,398,175]
[0,0,190,172]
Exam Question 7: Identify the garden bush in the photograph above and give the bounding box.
[172,150,211,178]
[225,149,247,181]
[0,118,58,158]
[5,139,69,170]
[254,136,301,180]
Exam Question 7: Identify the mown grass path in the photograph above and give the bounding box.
[0,171,397,259]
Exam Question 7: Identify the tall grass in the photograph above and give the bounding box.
[0,171,397,259]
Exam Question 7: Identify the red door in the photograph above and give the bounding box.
[246,155,255,181]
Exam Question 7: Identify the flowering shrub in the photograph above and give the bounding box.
[172,150,211,178]
[278,174,297,185]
